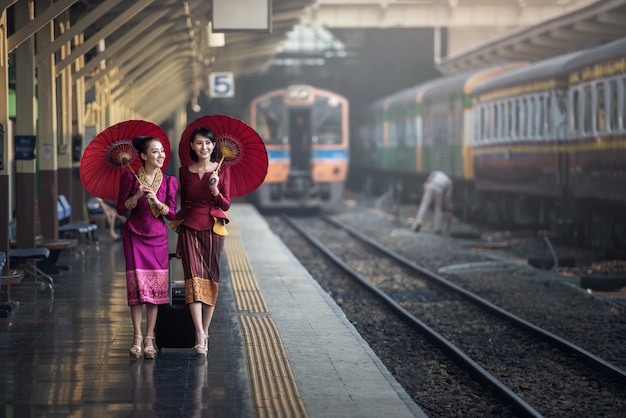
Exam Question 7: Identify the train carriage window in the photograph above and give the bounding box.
[622,77,626,131]
[387,108,397,147]
[527,97,537,138]
[506,101,512,140]
[312,96,343,145]
[485,105,491,142]
[609,79,618,132]
[514,99,520,139]
[476,105,483,143]
[571,89,580,133]
[583,85,592,134]
[498,101,505,141]
[405,115,414,146]
[537,96,545,138]
[374,119,383,148]
[596,82,606,133]
[619,77,626,131]
[520,98,527,137]
[479,106,487,142]
[555,90,567,139]
[493,104,499,141]
[256,98,285,145]
[545,95,552,137]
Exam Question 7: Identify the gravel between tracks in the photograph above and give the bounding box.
[268,198,626,417]
[330,200,626,370]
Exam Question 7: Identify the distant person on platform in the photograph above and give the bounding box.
[412,171,452,234]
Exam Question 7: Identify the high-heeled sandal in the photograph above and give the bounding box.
[129,334,142,359]
[143,336,157,359]
[194,333,207,356]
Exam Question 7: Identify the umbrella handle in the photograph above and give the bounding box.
[209,156,225,185]
[122,163,152,198]
[124,164,143,186]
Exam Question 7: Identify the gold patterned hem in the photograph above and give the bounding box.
[185,276,219,306]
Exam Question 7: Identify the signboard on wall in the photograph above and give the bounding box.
[209,72,235,98]
[212,0,271,32]
[14,135,36,160]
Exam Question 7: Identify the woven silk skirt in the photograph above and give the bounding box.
[176,225,224,306]
[122,229,169,306]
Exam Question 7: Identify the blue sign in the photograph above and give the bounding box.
[15,135,36,160]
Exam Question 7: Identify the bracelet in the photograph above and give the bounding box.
[159,204,169,216]
[125,199,137,210]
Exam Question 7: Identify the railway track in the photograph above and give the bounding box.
[274,214,626,417]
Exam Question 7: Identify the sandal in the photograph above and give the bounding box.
[143,336,157,359]
[194,333,207,356]
[129,334,142,359]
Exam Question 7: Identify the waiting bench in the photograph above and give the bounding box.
[7,195,97,281]
[8,247,53,291]
[57,194,98,241]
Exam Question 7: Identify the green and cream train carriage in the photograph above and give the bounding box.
[353,36,626,248]
[353,63,523,205]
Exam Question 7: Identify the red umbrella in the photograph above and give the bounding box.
[80,120,170,201]
[179,115,268,197]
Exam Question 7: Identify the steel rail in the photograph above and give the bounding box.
[321,214,626,385]
[283,214,544,418]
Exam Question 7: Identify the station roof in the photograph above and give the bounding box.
[436,0,626,74]
[4,0,626,122]
[6,0,314,123]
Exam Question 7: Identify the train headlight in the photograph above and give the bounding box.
[287,87,310,100]
[328,97,340,107]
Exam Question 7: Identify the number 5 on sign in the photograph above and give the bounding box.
[209,72,235,98]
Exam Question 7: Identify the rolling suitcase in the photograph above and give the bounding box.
[155,253,195,350]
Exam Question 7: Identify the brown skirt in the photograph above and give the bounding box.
[176,225,224,306]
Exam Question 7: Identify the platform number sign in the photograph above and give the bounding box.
[209,72,234,98]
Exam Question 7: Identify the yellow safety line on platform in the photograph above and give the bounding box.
[225,218,308,418]
[224,219,268,313]
[240,316,308,418]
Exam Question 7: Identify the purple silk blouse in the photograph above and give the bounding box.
[116,171,178,237]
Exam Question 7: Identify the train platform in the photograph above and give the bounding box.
[0,203,426,418]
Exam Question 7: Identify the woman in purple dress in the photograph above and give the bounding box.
[173,126,230,356]
[117,135,178,359]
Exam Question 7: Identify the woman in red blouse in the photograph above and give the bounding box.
[173,126,230,356]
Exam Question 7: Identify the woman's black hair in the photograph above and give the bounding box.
[132,136,161,163]
[189,127,218,162]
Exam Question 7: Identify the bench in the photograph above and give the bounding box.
[4,196,92,304]
[8,247,54,291]
[57,194,98,242]
[2,248,52,316]
[0,268,25,317]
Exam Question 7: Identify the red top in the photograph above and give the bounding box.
[174,165,231,231]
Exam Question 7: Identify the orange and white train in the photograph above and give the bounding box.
[248,85,349,211]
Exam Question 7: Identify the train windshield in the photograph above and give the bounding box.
[312,96,343,145]
[256,97,286,145]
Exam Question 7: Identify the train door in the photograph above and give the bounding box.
[289,110,311,172]
[555,88,569,192]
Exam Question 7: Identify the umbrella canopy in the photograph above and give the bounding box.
[80,120,170,201]
[179,115,268,197]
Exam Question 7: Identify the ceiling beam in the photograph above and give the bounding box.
[8,0,77,52]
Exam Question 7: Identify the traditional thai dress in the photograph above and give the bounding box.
[173,165,231,307]
[117,168,178,306]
